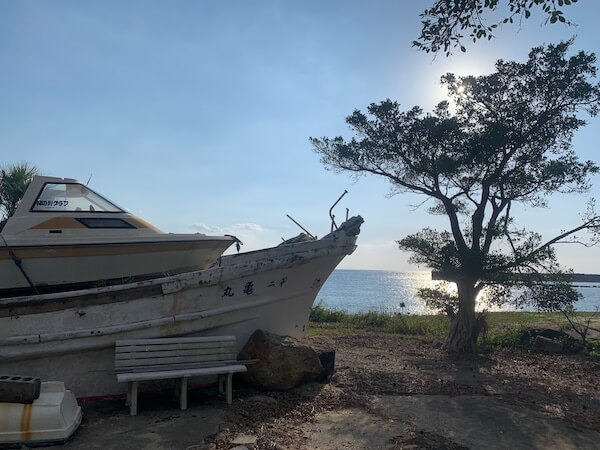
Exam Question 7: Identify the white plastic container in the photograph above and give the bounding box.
[0,381,82,446]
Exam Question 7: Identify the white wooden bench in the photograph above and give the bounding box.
[115,336,247,416]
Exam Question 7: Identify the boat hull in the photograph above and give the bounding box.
[0,218,362,397]
[0,238,233,294]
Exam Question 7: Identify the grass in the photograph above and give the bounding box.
[483,326,600,356]
[483,311,600,355]
[308,303,600,355]
[309,303,450,340]
[485,311,591,329]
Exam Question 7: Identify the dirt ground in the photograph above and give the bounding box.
[60,330,600,449]
[215,330,600,449]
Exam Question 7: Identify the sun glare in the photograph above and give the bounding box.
[418,57,493,108]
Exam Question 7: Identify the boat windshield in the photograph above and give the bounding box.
[31,183,122,213]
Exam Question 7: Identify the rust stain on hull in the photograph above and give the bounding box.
[20,403,32,441]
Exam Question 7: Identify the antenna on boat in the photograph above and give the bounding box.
[329,190,348,232]
[286,214,316,240]
[86,174,93,186]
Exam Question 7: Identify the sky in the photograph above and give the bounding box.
[1,1,599,272]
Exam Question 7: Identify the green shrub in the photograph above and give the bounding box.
[309,302,348,323]
[482,326,531,348]
[384,314,450,338]
[584,339,600,357]
[482,328,600,357]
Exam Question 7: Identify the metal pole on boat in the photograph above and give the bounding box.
[1,235,39,294]
[329,190,348,232]
[285,214,316,240]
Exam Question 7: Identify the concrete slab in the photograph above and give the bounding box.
[302,407,409,449]
[371,395,600,450]
[58,398,224,450]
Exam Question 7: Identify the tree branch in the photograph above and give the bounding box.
[501,216,600,270]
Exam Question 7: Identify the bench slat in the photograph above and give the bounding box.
[117,364,247,383]
[116,347,236,360]
[116,352,237,368]
[116,342,235,353]
[116,336,236,346]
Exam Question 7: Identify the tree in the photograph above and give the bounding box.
[0,162,39,223]
[311,41,600,352]
[560,305,599,344]
[415,0,578,56]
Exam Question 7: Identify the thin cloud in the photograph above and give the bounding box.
[189,222,264,235]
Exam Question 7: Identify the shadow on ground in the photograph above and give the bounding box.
[52,332,600,449]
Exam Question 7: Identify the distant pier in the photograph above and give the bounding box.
[431,272,600,283]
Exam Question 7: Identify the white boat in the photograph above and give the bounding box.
[0,215,363,397]
[0,381,82,447]
[0,176,236,296]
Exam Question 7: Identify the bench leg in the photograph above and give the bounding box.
[180,377,188,410]
[218,374,225,396]
[226,373,232,405]
[173,379,181,403]
[130,381,138,416]
[126,382,132,406]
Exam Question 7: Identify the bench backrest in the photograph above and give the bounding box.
[115,336,238,373]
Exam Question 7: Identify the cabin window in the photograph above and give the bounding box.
[31,183,122,213]
[76,218,134,229]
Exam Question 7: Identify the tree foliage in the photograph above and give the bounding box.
[415,0,578,56]
[0,162,39,222]
[311,41,599,351]
[418,283,460,318]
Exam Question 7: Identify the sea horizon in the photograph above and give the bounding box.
[317,269,600,314]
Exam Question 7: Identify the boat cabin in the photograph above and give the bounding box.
[1,176,162,238]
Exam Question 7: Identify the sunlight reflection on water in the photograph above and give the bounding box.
[317,270,600,314]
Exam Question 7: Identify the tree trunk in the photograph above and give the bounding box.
[444,281,477,352]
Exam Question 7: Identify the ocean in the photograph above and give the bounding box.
[316,269,600,314]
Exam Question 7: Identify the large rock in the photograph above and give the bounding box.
[238,330,334,391]
[533,335,564,353]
